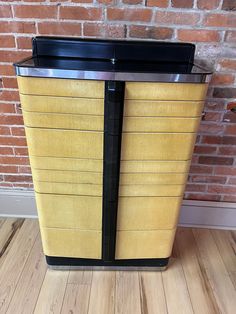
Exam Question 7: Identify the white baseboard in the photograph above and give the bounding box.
[0,189,235,230]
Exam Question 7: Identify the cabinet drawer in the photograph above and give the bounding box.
[125,82,208,101]
[25,127,103,159]
[123,116,200,133]
[30,156,103,172]
[34,181,103,196]
[20,94,104,115]
[117,197,181,230]
[121,133,196,160]
[119,184,185,197]
[120,173,187,185]
[115,229,176,259]
[120,160,190,173]
[32,169,103,184]
[41,227,102,259]
[124,100,204,117]
[17,77,104,98]
[23,111,104,131]
[36,193,102,230]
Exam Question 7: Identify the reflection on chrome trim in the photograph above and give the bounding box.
[15,67,211,83]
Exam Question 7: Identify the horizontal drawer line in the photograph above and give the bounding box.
[20,92,104,100]
[25,125,104,132]
[23,109,104,117]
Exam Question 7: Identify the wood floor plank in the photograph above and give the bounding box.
[0,219,39,313]
[193,228,236,314]
[88,271,115,314]
[162,244,194,314]
[34,269,69,314]
[211,229,236,289]
[68,269,92,285]
[0,218,6,228]
[139,271,167,314]
[115,271,141,314]
[7,234,47,314]
[176,228,220,314]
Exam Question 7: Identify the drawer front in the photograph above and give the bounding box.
[115,229,176,259]
[120,173,188,185]
[25,127,103,159]
[121,133,196,160]
[120,160,190,173]
[41,227,102,259]
[124,100,204,117]
[23,111,104,131]
[33,169,103,185]
[20,94,104,115]
[117,197,181,230]
[30,156,103,172]
[34,181,102,196]
[36,193,102,230]
[125,82,208,101]
[123,116,201,133]
[17,77,104,98]
[119,184,185,197]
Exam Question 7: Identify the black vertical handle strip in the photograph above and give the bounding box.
[102,80,125,261]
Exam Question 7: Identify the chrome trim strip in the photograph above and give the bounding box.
[15,67,211,83]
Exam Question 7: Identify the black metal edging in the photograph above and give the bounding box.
[102,81,125,261]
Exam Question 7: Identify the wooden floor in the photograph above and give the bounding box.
[0,218,235,314]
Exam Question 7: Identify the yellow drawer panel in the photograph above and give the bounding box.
[36,193,102,230]
[121,133,196,160]
[125,82,208,101]
[119,184,185,197]
[115,229,176,259]
[25,128,103,159]
[117,197,181,230]
[41,227,101,259]
[20,94,104,115]
[124,100,204,117]
[120,173,188,185]
[32,169,102,184]
[123,116,200,133]
[17,77,104,98]
[120,160,190,173]
[30,156,103,172]
[23,111,104,131]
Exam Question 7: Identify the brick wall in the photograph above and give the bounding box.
[0,0,236,202]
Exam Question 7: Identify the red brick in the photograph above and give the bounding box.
[0,137,27,147]
[0,5,12,18]
[14,147,29,156]
[0,126,11,136]
[122,0,143,4]
[189,165,214,174]
[71,0,93,2]
[155,12,200,25]
[147,0,168,7]
[0,115,23,126]
[211,74,235,85]
[96,0,114,3]
[204,14,236,27]
[16,37,32,50]
[18,166,32,174]
[203,112,222,122]
[0,51,30,63]
[171,0,193,8]
[219,146,236,155]
[225,125,236,135]
[208,185,236,195]
[4,175,32,182]
[178,29,220,42]
[228,178,236,185]
[223,112,236,123]
[129,25,173,39]
[213,88,236,98]
[225,31,236,42]
[201,135,221,144]
[11,127,26,136]
[2,78,18,89]
[184,193,221,201]
[0,183,13,188]
[84,23,125,38]
[191,175,226,184]
[197,0,220,9]
[222,0,236,11]
[219,59,236,71]
[223,195,236,202]
[0,21,36,34]
[13,183,33,189]
[60,7,102,21]
[0,65,15,77]
[198,124,224,134]
[0,35,15,48]
[107,8,152,22]
[38,22,82,36]
[199,156,233,165]
[0,147,14,155]
[0,90,20,102]
[0,156,29,166]
[215,166,236,176]
[194,145,217,154]
[0,165,18,173]
[14,5,57,19]
[205,100,226,111]
[186,184,206,192]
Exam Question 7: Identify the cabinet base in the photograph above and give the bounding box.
[45,255,169,271]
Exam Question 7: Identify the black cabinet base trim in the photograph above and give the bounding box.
[45,255,169,268]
